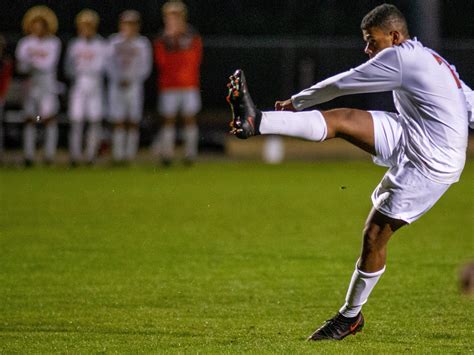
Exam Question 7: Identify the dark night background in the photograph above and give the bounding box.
[1,0,473,141]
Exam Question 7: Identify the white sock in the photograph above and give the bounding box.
[159,125,176,160]
[112,127,126,161]
[259,110,327,141]
[45,122,58,161]
[85,122,101,162]
[125,128,139,161]
[184,124,199,160]
[339,261,386,318]
[23,122,36,160]
[69,122,83,161]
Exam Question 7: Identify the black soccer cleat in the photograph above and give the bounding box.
[307,312,364,341]
[226,69,261,139]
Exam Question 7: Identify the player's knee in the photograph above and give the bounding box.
[183,116,196,125]
[323,108,355,137]
[42,117,56,125]
[127,122,139,130]
[362,225,385,253]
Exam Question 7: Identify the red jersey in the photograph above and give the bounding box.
[0,58,12,100]
[154,27,202,90]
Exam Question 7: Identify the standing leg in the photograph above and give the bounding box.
[158,117,176,165]
[308,210,406,341]
[23,119,36,166]
[183,115,198,164]
[84,88,103,165]
[44,118,58,164]
[339,209,406,317]
[112,122,126,162]
[85,121,101,164]
[69,121,83,165]
[125,121,140,162]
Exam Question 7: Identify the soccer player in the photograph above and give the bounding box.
[226,4,473,340]
[0,34,13,162]
[65,9,107,166]
[106,10,152,163]
[154,0,202,166]
[16,6,61,166]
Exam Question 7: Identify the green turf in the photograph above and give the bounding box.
[0,161,473,353]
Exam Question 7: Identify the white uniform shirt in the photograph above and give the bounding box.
[106,33,152,84]
[65,35,107,89]
[292,39,469,184]
[15,35,61,94]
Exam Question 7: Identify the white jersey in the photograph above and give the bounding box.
[292,39,469,184]
[15,35,61,94]
[65,35,107,87]
[461,82,474,129]
[106,33,152,84]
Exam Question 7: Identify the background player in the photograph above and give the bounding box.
[16,6,61,166]
[154,0,202,166]
[0,34,13,163]
[65,9,107,166]
[227,4,472,341]
[106,10,152,163]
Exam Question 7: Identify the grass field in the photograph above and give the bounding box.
[0,161,473,353]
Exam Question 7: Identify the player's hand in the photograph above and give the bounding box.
[275,99,296,111]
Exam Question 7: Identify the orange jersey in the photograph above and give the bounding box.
[154,28,202,90]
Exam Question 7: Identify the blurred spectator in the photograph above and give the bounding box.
[154,0,202,165]
[0,34,13,162]
[460,262,474,295]
[106,10,152,163]
[65,9,107,166]
[16,6,61,166]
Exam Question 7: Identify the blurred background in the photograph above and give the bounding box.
[1,0,473,163]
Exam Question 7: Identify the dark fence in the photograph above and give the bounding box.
[3,35,474,151]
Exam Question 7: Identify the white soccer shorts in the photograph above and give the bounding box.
[23,93,59,119]
[158,88,201,117]
[69,83,103,122]
[370,110,451,223]
[108,82,144,123]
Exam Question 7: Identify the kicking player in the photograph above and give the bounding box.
[106,10,152,163]
[154,0,202,165]
[65,9,107,166]
[226,4,473,340]
[16,6,61,166]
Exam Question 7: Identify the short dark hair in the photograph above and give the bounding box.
[361,3,409,37]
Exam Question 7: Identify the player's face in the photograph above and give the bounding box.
[31,18,48,38]
[163,12,186,36]
[362,27,394,59]
[78,22,96,39]
[119,21,140,39]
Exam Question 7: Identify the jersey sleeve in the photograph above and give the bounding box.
[15,38,31,73]
[137,38,152,82]
[104,38,119,81]
[291,47,403,110]
[64,41,75,79]
[463,82,474,129]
